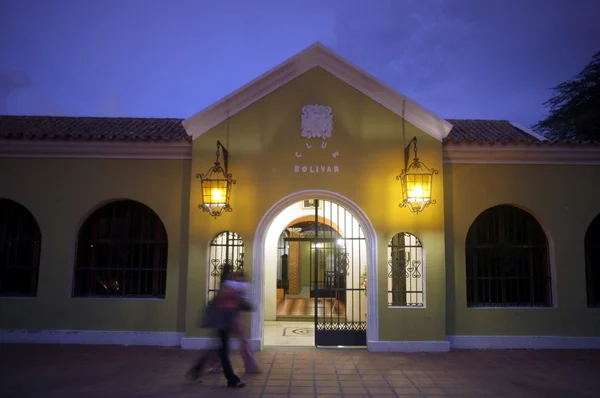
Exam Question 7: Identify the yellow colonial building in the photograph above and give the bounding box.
[1,43,599,352]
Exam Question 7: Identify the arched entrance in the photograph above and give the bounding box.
[251,190,379,349]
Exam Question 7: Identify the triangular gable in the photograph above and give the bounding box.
[182,42,453,141]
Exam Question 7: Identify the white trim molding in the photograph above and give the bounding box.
[181,337,261,352]
[0,140,192,160]
[509,122,548,142]
[369,340,450,352]
[251,189,379,350]
[448,335,600,350]
[444,144,600,165]
[182,42,452,142]
[0,329,184,346]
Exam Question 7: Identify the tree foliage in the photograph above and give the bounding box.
[533,51,600,141]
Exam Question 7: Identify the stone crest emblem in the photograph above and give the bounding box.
[293,104,340,173]
[301,104,333,140]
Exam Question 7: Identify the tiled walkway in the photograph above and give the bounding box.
[1,344,600,398]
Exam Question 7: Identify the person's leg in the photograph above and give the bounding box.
[233,318,260,373]
[217,329,245,388]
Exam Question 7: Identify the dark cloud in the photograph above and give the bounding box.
[99,94,123,117]
[35,94,72,116]
[329,0,600,124]
[0,70,77,116]
[0,70,31,112]
[331,0,472,92]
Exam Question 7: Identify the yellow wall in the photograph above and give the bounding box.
[0,158,190,333]
[187,67,447,341]
[444,163,600,336]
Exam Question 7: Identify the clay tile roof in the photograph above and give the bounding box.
[1,115,597,146]
[444,119,541,144]
[0,115,190,141]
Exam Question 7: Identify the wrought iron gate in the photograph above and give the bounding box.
[310,199,367,347]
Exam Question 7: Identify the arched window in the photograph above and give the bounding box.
[585,214,600,308]
[0,199,42,296]
[208,231,244,303]
[388,232,424,307]
[73,200,168,298]
[466,205,551,307]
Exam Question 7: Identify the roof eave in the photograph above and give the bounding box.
[509,122,548,141]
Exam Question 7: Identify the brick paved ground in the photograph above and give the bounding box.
[1,344,599,397]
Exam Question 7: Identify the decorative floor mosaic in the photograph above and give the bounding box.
[283,327,315,337]
[264,321,314,346]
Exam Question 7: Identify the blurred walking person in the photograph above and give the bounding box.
[230,271,260,373]
[186,267,246,388]
[207,271,260,374]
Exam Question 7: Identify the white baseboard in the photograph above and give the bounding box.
[181,337,262,352]
[5,330,598,351]
[368,340,450,352]
[448,335,600,350]
[0,329,183,346]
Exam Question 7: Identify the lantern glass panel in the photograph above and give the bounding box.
[201,178,229,207]
[401,171,433,213]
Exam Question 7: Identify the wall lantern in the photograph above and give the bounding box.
[196,140,236,218]
[396,136,438,214]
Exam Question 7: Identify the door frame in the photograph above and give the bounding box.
[251,189,379,350]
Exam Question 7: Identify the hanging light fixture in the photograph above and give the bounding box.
[196,140,235,218]
[396,136,438,214]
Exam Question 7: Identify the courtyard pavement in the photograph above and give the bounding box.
[1,344,599,398]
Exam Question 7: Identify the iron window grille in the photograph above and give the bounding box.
[73,200,168,298]
[388,232,424,307]
[465,205,552,307]
[585,214,600,308]
[207,231,245,304]
[0,199,42,297]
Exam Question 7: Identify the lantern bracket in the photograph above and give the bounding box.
[216,140,229,175]
[404,136,419,171]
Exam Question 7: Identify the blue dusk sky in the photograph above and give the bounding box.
[1,0,598,128]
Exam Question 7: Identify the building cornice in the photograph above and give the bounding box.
[0,140,192,160]
[443,144,600,165]
[3,140,598,166]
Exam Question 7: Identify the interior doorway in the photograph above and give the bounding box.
[262,198,367,347]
